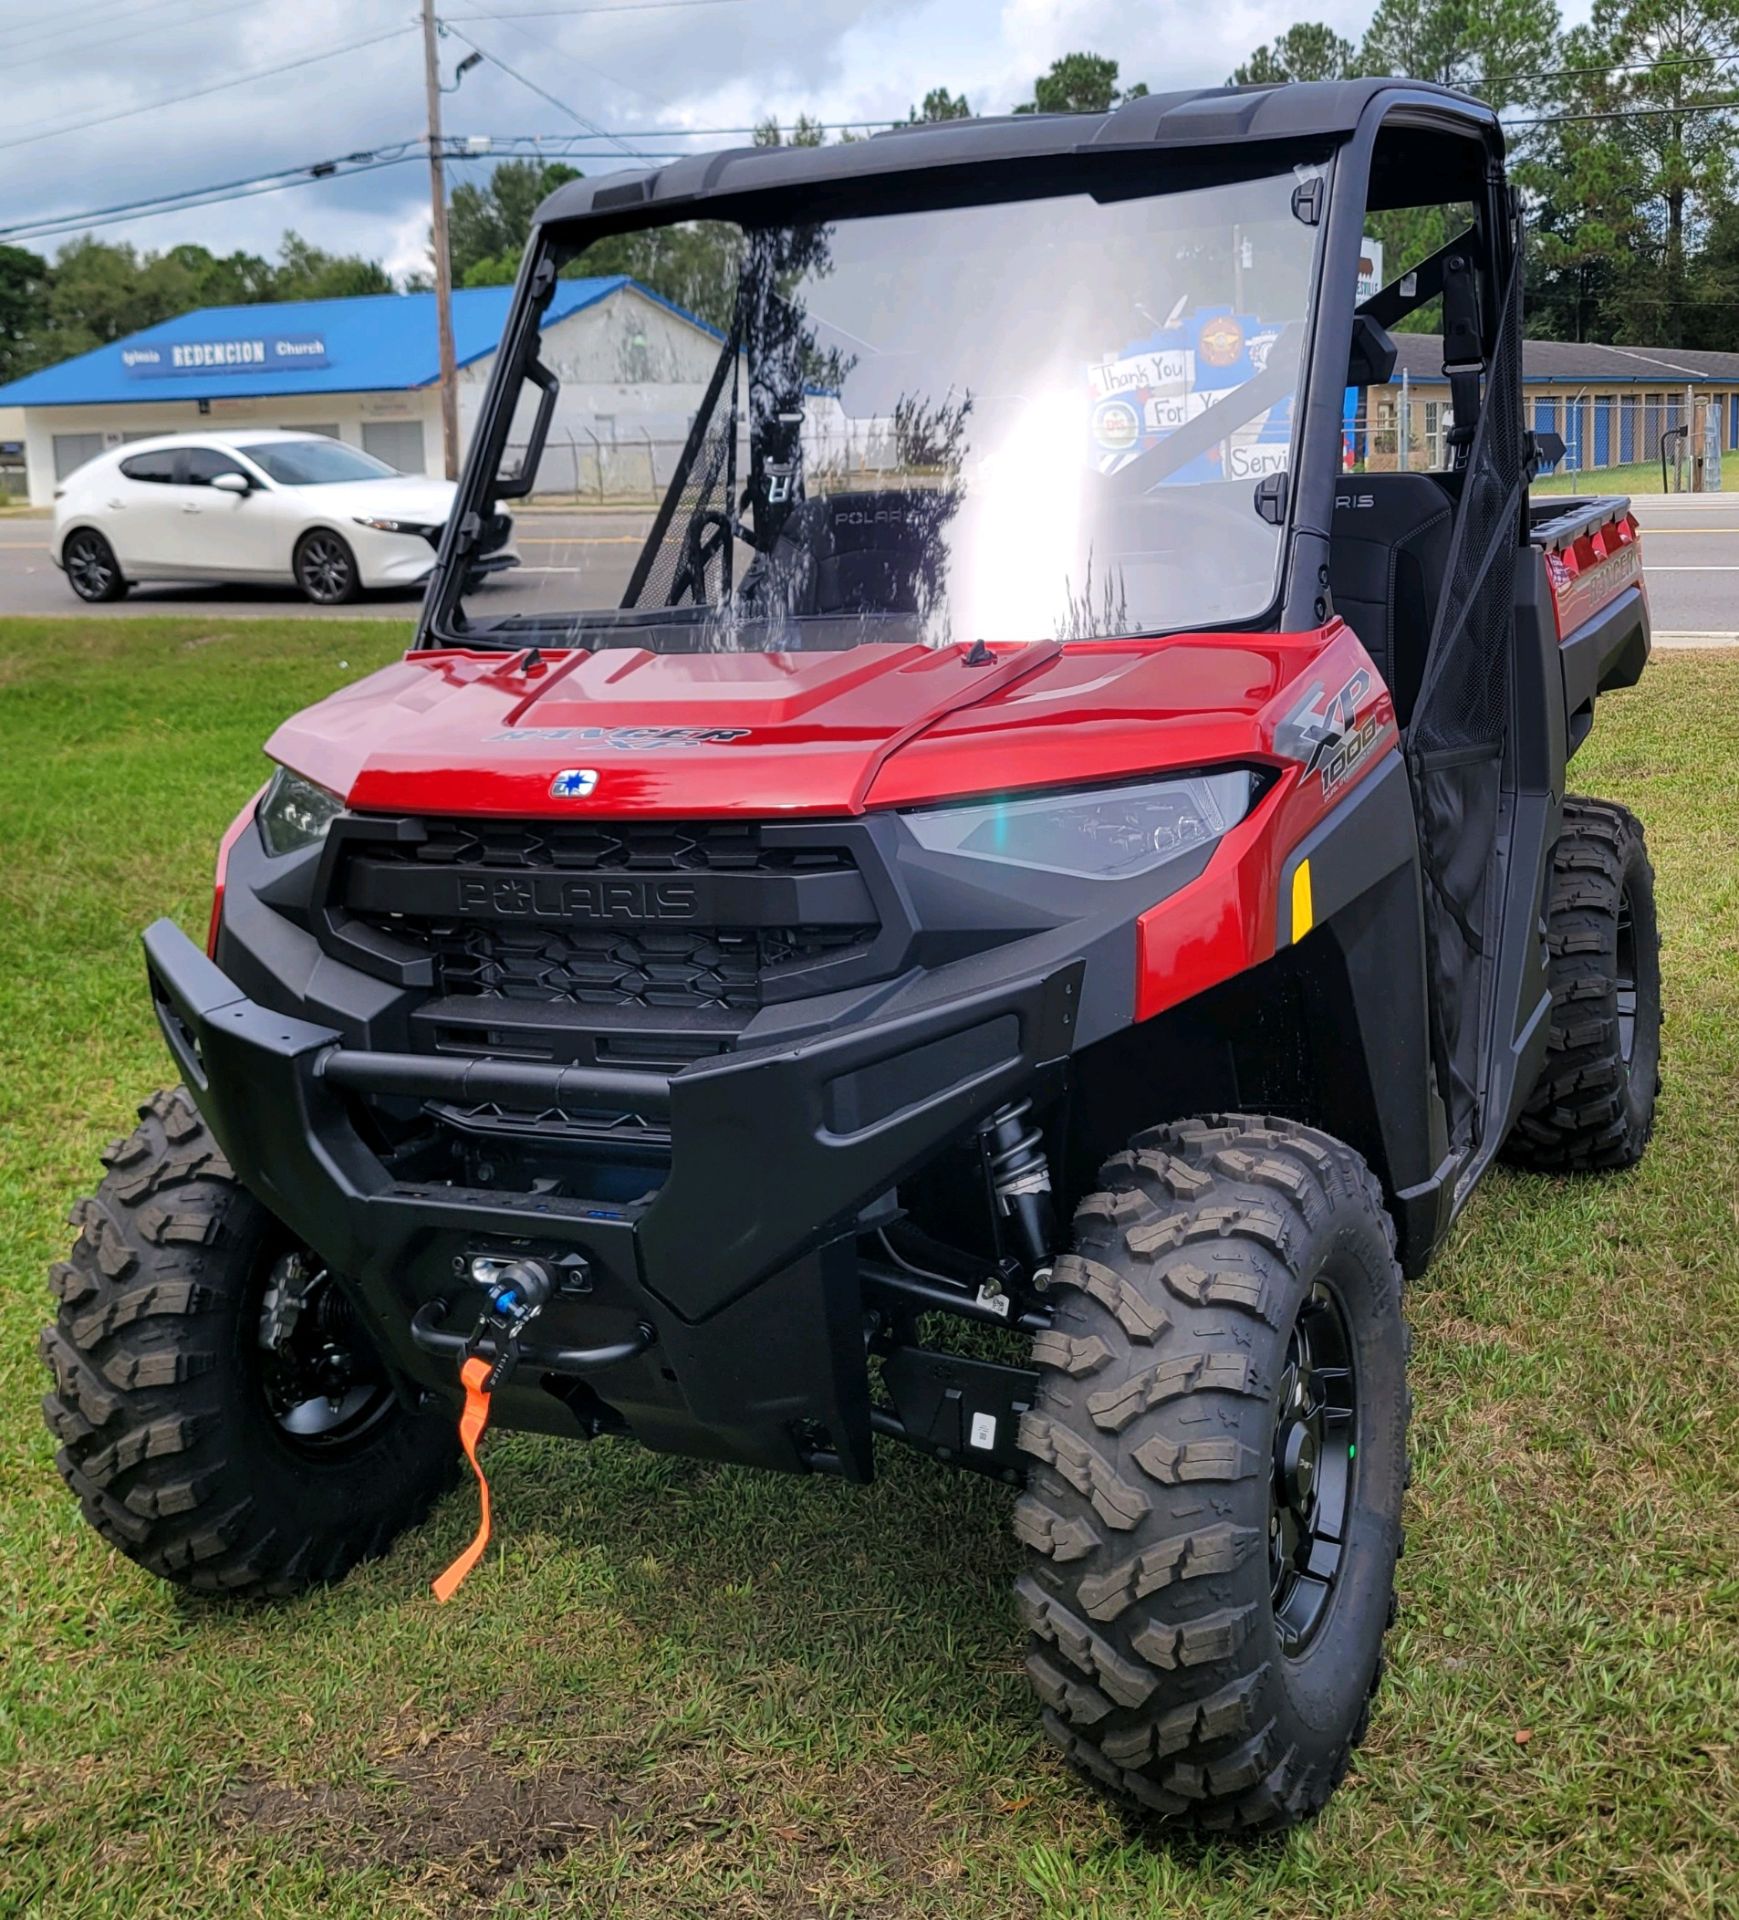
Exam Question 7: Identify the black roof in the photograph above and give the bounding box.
[536,79,1501,228]
[1388,333,1739,387]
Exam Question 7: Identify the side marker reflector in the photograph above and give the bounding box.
[1291,859,1315,942]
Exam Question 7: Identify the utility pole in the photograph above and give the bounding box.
[421,0,460,480]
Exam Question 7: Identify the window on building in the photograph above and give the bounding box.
[53,433,107,481]
[118,449,179,484]
[361,420,427,473]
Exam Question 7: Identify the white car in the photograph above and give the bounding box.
[51,430,517,605]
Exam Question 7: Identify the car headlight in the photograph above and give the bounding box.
[256,765,344,857]
[352,516,441,536]
[903,771,1257,880]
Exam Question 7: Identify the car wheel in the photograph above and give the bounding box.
[63,529,129,602]
[294,530,361,605]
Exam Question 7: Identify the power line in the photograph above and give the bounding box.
[458,6,677,112]
[0,146,427,245]
[0,23,419,158]
[1488,43,1739,90]
[0,0,222,61]
[0,0,256,74]
[439,24,655,157]
[1511,94,1739,127]
[442,0,748,16]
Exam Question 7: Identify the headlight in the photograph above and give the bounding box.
[352,516,441,536]
[256,765,344,857]
[904,771,1256,880]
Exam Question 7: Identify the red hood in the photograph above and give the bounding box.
[265,631,1356,817]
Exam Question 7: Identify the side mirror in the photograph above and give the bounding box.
[210,471,251,496]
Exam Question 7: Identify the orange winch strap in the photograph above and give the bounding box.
[432,1354,496,1603]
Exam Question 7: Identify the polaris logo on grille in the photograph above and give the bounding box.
[550,768,599,799]
[454,876,700,922]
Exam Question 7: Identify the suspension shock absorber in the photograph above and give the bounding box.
[982,1098,1055,1273]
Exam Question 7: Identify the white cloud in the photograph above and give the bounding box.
[3,0,1587,272]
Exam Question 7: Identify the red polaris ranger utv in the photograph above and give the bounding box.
[46,79,1660,1830]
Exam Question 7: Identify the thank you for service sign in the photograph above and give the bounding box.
[120,333,331,379]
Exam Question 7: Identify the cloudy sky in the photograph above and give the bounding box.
[0,0,1583,281]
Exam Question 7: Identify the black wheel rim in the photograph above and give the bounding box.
[1270,1277,1357,1656]
[300,535,351,601]
[1615,891,1638,1066]
[67,534,113,598]
[255,1248,395,1452]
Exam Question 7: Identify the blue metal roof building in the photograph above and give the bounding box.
[0,281,628,408]
[0,277,723,504]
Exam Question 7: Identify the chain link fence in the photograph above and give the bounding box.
[1352,382,1739,483]
[504,423,905,506]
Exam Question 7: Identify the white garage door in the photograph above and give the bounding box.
[362,420,427,473]
[53,433,107,480]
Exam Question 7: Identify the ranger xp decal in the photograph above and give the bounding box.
[493,726,751,749]
[1281,666,1392,796]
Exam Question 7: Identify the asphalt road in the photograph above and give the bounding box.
[0,507,653,622]
[2,495,1736,639]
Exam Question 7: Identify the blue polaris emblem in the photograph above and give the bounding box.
[550,767,599,799]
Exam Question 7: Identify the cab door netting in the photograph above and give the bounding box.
[1405,246,1523,1152]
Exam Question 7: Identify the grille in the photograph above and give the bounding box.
[339,818,876,1017]
[421,920,872,1013]
[390,818,854,877]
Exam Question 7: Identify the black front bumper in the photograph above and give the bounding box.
[145,916,1079,1473]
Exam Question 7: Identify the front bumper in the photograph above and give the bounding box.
[350,523,521,589]
[145,915,1079,1472]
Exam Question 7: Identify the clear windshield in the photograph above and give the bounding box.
[453,165,1322,648]
[242,441,399,486]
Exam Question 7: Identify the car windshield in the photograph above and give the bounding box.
[240,441,398,486]
[450,162,1323,649]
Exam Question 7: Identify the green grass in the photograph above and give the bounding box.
[1531,449,1739,496]
[2,617,1737,1918]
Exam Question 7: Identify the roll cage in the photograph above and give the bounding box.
[416,78,1511,655]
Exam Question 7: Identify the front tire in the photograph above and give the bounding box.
[1015,1115,1407,1831]
[63,528,129,602]
[294,529,361,604]
[41,1088,457,1595]
[1504,796,1661,1171]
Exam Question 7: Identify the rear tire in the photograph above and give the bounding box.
[63,528,129,602]
[294,529,361,604]
[1504,796,1661,1171]
[41,1088,457,1596]
[1014,1114,1407,1832]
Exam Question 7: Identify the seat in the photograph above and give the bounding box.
[1329,473,1457,728]
[738,490,943,618]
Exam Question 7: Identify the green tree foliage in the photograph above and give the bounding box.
[1358,0,1562,111]
[1015,52,1147,114]
[752,114,827,147]
[0,244,50,383]
[1522,0,1739,344]
[1229,22,1355,85]
[3,229,397,379]
[271,231,394,301]
[449,159,582,285]
[909,86,971,121]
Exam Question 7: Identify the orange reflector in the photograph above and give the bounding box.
[433,1354,496,1603]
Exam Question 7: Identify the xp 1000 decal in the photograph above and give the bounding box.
[1282,666,1392,796]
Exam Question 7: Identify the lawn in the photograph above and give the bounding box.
[1531,449,1739,496]
[1,618,1736,1919]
